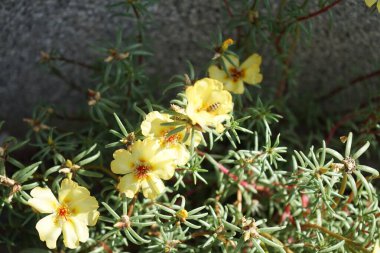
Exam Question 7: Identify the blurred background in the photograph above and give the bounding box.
[0,0,379,137]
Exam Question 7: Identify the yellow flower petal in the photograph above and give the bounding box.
[131,139,161,162]
[141,111,200,147]
[111,138,178,199]
[208,65,227,82]
[166,143,190,167]
[377,0,380,12]
[111,149,134,174]
[373,240,380,253]
[69,195,99,215]
[58,179,91,205]
[88,210,100,226]
[241,53,262,69]
[185,78,233,130]
[243,71,263,86]
[210,55,248,93]
[36,213,62,249]
[241,54,263,85]
[71,217,89,243]
[228,80,245,94]
[365,0,377,7]
[184,130,203,147]
[215,123,225,133]
[186,78,220,107]
[30,179,99,249]
[141,174,165,199]
[72,210,100,226]
[28,187,59,213]
[151,149,179,179]
[223,54,240,70]
[222,79,236,93]
[141,111,172,137]
[62,219,79,249]
[118,173,141,198]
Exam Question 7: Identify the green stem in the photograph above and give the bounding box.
[332,172,347,208]
[85,165,118,180]
[301,223,370,253]
[261,232,294,253]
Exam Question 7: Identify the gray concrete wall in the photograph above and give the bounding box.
[1,0,379,136]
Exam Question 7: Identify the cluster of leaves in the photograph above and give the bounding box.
[0,0,379,253]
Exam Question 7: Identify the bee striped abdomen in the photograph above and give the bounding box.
[206,102,221,112]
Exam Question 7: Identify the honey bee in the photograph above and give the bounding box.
[206,102,221,112]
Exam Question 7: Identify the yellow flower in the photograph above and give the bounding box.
[365,0,380,12]
[28,179,99,249]
[185,78,233,132]
[374,240,380,253]
[208,53,263,94]
[141,111,202,165]
[111,138,177,199]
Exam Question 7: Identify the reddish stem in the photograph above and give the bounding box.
[223,0,233,17]
[197,150,271,193]
[296,0,343,22]
[53,56,95,70]
[326,113,355,144]
[325,97,380,144]
[318,69,380,101]
[274,0,343,97]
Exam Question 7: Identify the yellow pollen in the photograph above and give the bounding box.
[57,205,70,220]
[176,209,188,220]
[165,134,180,144]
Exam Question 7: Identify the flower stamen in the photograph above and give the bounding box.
[135,164,151,180]
[229,68,245,82]
[57,205,70,220]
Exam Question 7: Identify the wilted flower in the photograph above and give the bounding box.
[111,138,177,199]
[87,89,101,106]
[185,78,233,132]
[104,48,129,62]
[208,53,263,94]
[241,217,260,241]
[365,0,380,12]
[221,38,234,52]
[23,118,50,132]
[28,179,99,249]
[213,38,234,60]
[59,159,80,174]
[141,111,202,165]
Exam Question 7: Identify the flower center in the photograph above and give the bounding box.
[229,67,245,82]
[57,205,70,220]
[135,163,151,180]
[165,133,181,144]
[161,129,182,145]
[176,209,188,221]
[342,157,356,174]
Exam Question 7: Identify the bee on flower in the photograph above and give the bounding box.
[28,179,99,249]
[185,78,233,132]
[365,0,380,12]
[111,138,178,199]
[208,53,263,94]
[140,111,202,165]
